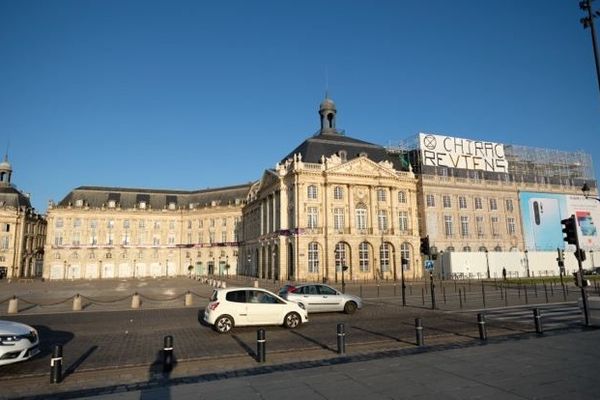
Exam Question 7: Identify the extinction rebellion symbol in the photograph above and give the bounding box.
[423,135,437,150]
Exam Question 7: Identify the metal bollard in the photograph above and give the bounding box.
[184,291,193,306]
[50,344,63,384]
[7,295,18,314]
[337,323,346,354]
[73,294,82,311]
[257,329,266,362]
[163,335,174,372]
[477,313,487,341]
[415,318,424,346]
[533,308,543,335]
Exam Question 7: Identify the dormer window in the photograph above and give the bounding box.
[139,201,147,209]
[359,152,368,158]
[168,202,176,210]
[75,199,83,207]
[108,200,116,208]
[338,150,347,161]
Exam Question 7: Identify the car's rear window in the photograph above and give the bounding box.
[209,290,218,302]
[226,290,247,303]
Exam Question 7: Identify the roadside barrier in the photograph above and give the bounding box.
[131,292,141,309]
[337,323,346,354]
[257,329,266,362]
[533,308,543,335]
[163,335,174,372]
[477,313,487,341]
[72,294,82,311]
[50,344,63,384]
[8,296,18,314]
[415,318,424,346]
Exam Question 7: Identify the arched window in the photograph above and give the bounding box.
[335,242,347,272]
[355,203,367,230]
[333,186,344,200]
[400,242,411,270]
[478,246,487,252]
[494,245,502,252]
[446,246,455,252]
[463,246,471,252]
[307,185,318,200]
[359,242,370,272]
[308,242,319,273]
[398,191,407,204]
[380,243,390,272]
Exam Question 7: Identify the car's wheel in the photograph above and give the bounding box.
[283,312,301,329]
[344,301,357,314]
[214,315,234,333]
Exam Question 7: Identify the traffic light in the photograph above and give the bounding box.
[561,216,578,246]
[420,236,430,256]
[573,271,590,288]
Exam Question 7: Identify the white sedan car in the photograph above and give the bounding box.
[204,287,309,333]
[279,283,363,314]
[0,320,40,366]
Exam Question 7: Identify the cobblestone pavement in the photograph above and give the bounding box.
[0,277,594,399]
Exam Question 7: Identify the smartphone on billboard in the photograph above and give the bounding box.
[575,210,599,249]
[529,198,563,250]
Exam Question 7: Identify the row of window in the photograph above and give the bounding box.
[54,249,232,261]
[53,230,238,247]
[442,216,516,237]
[307,241,412,273]
[307,207,411,231]
[54,217,241,230]
[307,185,409,204]
[427,195,514,212]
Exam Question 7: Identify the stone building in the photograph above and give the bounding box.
[240,97,421,283]
[0,156,46,279]
[43,185,250,280]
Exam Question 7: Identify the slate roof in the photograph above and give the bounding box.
[57,183,253,209]
[281,132,406,170]
[0,186,32,209]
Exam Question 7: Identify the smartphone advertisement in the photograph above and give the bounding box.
[519,192,600,251]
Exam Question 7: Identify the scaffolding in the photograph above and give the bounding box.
[386,133,596,188]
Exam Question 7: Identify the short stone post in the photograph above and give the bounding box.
[253,280,259,288]
[131,292,141,309]
[72,294,82,311]
[184,291,193,306]
[7,296,18,314]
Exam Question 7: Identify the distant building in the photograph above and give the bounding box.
[0,156,46,279]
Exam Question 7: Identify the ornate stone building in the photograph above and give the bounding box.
[0,156,46,279]
[240,97,421,282]
[43,185,250,280]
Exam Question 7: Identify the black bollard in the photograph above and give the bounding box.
[163,335,174,373]
[459,288,463,309]
[415,318,424,346]
[533,308,543,335]
[337,323,346,354]
[50,344,63,384]
[257,328,266,362]
[477,313,487,341]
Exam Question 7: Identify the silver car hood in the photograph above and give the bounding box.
[0,320,35,335]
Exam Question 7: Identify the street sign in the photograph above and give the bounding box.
[424,260,434,271]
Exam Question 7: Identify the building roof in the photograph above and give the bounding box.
[0,186,32,209]
[57,183,253,209]
[281,132,406,170]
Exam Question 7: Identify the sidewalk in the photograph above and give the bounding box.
[7,329,599,400]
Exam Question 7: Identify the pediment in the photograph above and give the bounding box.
[326,156,398,178]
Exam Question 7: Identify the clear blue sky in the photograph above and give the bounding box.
[1,0,599,213]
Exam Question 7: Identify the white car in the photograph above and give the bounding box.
[0,320,40,366]
[279,283,363,314]
[204,287,309,333]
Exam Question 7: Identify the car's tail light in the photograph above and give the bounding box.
[208,302,220,310]
[290,287,298,293]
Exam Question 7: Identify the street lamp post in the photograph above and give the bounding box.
[400,257,407,306]
[440,250,445,280]
[579,0,600,96]
[485,249,490,279]
[524,250,530,278]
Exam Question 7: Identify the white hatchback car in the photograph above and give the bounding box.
[204,287,308,333]
[0,320,40,366]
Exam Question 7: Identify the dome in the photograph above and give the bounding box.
[0,158,11,171]
[319,97,336,111]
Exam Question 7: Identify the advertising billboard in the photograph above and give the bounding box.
[519,192,600,251]
[419,133,509,173]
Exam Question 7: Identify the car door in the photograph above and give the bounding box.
[316,284,343,312]
[246,289,287,325]
[223,290,249,326]
[294,285,323,312]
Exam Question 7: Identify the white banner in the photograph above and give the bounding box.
[419,133,508,173]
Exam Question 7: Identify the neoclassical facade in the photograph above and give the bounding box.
[0,157,46,279]
[240,98,421,282]
[43,185,250,280]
